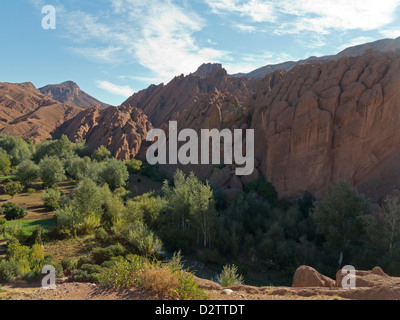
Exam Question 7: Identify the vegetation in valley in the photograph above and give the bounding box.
[0,133,398,296]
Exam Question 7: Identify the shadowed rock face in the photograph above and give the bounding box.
[39,81,110,109]
[249,50,400,201]
[54,105,152,160]
[122,67,257,127]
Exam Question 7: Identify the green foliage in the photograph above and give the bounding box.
[94,227,109,243]
[6,241,45,276]
[0,156,11,175]
[312,180,370,265]
[65,156,91,181]
[219,264,244,287]
[14,160,40,186]
[123,222,163,257]
[0,135,32,166]
[34,135,75,162]
[4,181,24,198]
[39,156,65,187]
[72,264,103,284]
[41,187,62,211]
[1,202,27,221]
[91,244,127,265]
[244,176,278,206]
[98,254,146,289]
[125,159,142,175]
[27,188,36,195]
[161,170,217,249]
[60,258,78,275]
[92,146,111,162]
[0,260,21,283]
[99,158,129,191]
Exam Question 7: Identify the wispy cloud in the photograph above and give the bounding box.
[96,81,134,97]
[53,0,226,84]
[206,0,400,34]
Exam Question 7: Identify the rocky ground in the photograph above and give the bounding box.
[2,266,399,301]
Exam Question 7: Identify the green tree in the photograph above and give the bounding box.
[126,159,142,175]
[39,157,65,187]
[219,264,244,287]
[4,181,24,199]
[364,194,400,259]
[0,156,11,175]
[0,135,32,166]
[99,158,129,191]
[1,202,27,220]
[162,170,217,248]
[312,180,370,267]
[14,160,39,186]
[73,178,102,215]
[92,146,111,162]
[41,187,62,211]
[65,156,91,181]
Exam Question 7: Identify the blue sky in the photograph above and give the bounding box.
[1,0,400,106]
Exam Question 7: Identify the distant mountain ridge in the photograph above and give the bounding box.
[39,81,110,109]
[234,36,400,79]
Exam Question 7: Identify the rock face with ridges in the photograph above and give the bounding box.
[123,67,257,127]
[249,50,400,200]
[39,81,110,109]
[55,105,152,160]
[0,82,83,142]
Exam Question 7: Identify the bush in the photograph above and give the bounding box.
[0,218,6,225]
[219,264,244,287]
[39,157,65,187]
[72,264,103,283]
[0,156,11,175]
[4,181,24,199]
[125,159,142,175]
[92,146,111,162]
[14,160,39,186]
[0,260,21,283]
[98,255,146,289]
[27,188,36,195]
[138,263,179,296]
[41,187,62,211]
[60,258,78,275]
[94,227,109,243]
[99,158,129,191]
[91,244,126,265]
[1,203,27,221]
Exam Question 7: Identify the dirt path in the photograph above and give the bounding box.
[0,279,343,301]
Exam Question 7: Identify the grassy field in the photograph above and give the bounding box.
[4,218,56,237]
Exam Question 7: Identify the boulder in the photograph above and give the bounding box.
[292,266,335,288]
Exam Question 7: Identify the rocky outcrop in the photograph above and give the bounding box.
[55,105,152,160]
[250,50,400,200]
[39,81,110,109]
[123,67,257,127]
[0,82,83,142]
[292,266,335,288]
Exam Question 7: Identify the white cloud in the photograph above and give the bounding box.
[235,24,257,33]
[380,28,400,39]
[206,0,400,34]
[205,0,276,22]
[55,0,226,84]
[96,81,135,97]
